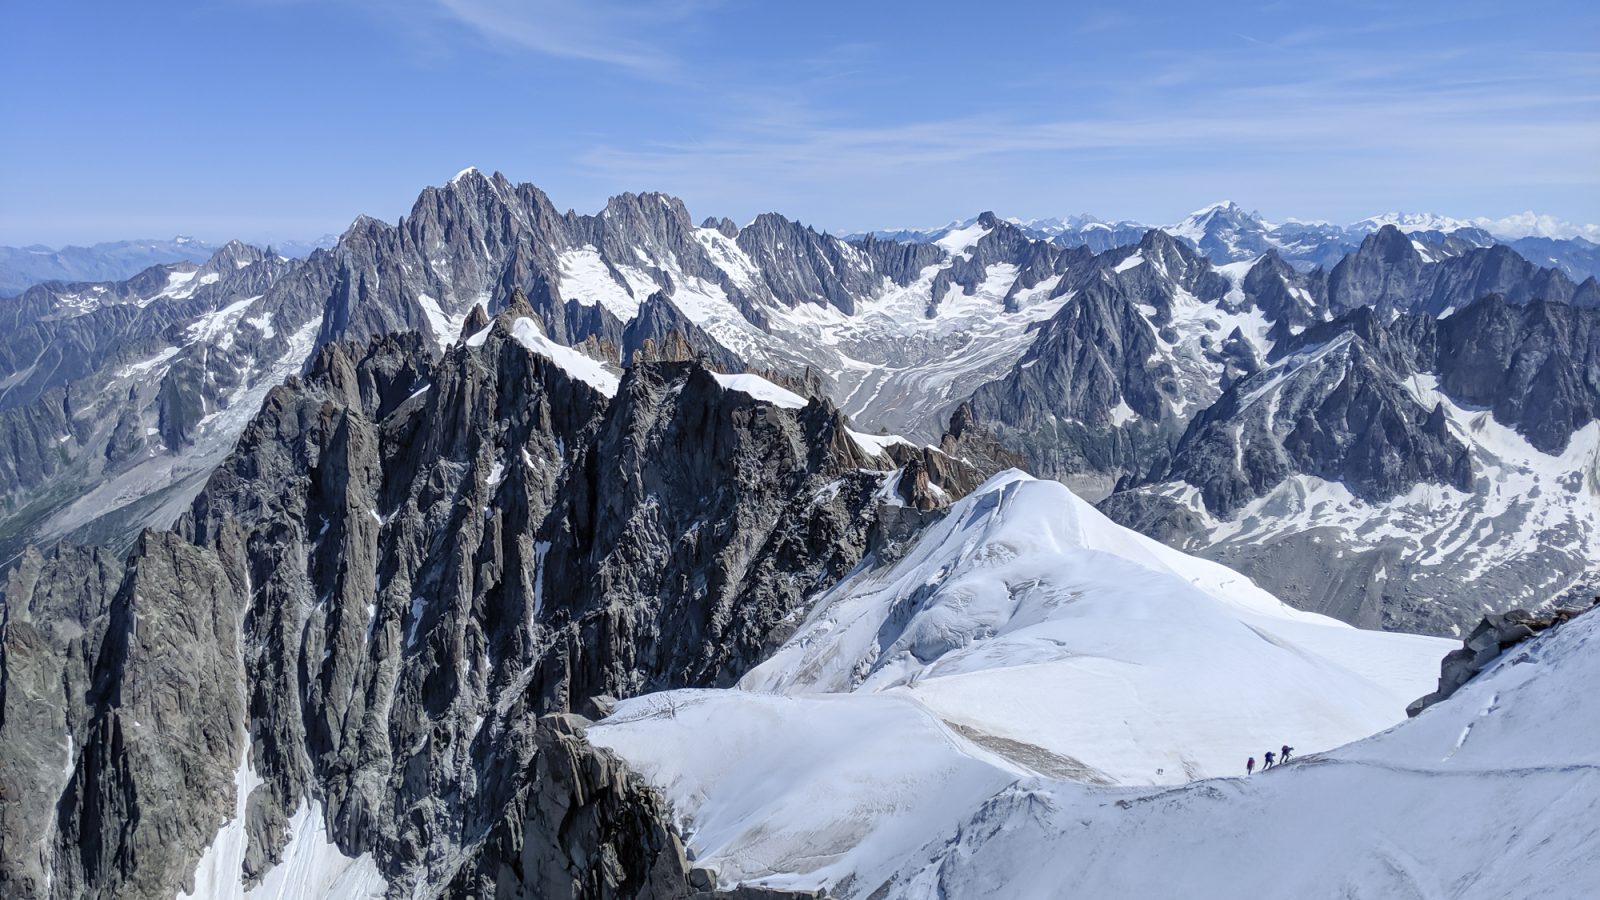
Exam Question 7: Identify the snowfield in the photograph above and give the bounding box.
[581,470,1587,899]
[882,604,1600,900]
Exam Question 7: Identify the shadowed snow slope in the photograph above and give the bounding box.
[589,471,1474,897]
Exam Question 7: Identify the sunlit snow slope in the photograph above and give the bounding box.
[883,604,1600,900]
[590,471,1463,897]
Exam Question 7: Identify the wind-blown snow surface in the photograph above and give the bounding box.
[589,471,1460,897]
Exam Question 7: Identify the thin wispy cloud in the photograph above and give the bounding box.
[574,21,1600,228]
[3,0,1595,244]
[430,0,717,74]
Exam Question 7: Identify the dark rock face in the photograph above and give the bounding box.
[957,229,1245,497]
[951,219,1598,635]
[1093,294,1600,634]
[56,533,246,900]
[1324,225,1594,317]
[448,713,694,900]
[1433,297,1600,453]
[0,317,971,897]
[1324,225,1427,317]
[450,714,830,900]
[1158,332,1473,518]
[0,532,247,900]
[524,361,908,703]
[1241,251,1323,329]
[622,293,745,372]
[0,172,955,562]
[0,544,122,899]
[735,213,938,316]
[962,277,1180,496]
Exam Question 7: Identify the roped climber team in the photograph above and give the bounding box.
[1245,744,1293,774]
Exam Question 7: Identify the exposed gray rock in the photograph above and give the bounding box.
[1324,225,1595,317]
[1156,329,1473,518]
[1433,296,1600,453]
[447,713,694,900]
[0,544,122,899]
[35,532,245,900]
[736,214,940,316]
[1407,603,1597,715]
[621,293,745,372]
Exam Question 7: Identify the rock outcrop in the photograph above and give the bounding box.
[1407,602,1598,715]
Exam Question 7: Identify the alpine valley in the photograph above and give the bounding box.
[2,171,1598,900]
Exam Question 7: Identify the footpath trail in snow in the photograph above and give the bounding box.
[587,470,1510,898]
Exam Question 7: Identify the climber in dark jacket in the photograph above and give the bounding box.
[1281,744,1293,764]
[1263,750,1276,770]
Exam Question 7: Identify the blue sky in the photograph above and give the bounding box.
[2,0,1596,245]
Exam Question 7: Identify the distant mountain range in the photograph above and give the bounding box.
[854,201,1600,281]
[0,234,337,296]
[1,172,1593,641]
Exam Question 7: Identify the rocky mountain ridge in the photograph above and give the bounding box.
[2,172,1596,639]
[0,296,990,898]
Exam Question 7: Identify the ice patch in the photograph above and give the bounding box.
[118,346,182,378]
[416,293,469,351]
[244,313,276,339]
[185,297,262,350]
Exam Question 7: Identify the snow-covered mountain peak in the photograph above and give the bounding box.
[592,469,1455,894]
[1162,202,1281,262]
[1351,211,1476,234]
[744,470,1444,732]
[1184,199,1245,218]
[932,218,993,257]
